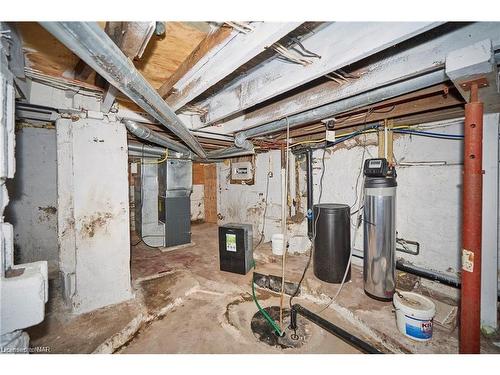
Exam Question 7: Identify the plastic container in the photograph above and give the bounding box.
[271,234,285,256]
[393,291,436,341]
[313,203,351,283]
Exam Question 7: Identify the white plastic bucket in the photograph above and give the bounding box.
[271,234,285,256]
[393,291,436,342]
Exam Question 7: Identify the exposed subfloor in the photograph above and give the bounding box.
[28,223,500,354]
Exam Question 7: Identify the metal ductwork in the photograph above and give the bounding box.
[234,69,447,146]
[40,22,207,158]
[123,119,191,157]
[206,146,255,160]
[127,137,253,161]
[128,143,167,157]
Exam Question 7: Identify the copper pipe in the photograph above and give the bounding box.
[460,83,483,354]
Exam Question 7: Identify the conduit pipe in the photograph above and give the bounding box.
[40,22,207,158]
[460,83,483,354]
[123,119,191,157]
[234,69,447,146]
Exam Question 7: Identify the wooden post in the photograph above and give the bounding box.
[377,121,385,158]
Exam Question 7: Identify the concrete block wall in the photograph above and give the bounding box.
[5,125,58,273]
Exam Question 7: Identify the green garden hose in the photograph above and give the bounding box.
[251,273,283,336]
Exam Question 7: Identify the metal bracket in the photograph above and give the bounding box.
[445,38,500,112]
[459,77,489,91]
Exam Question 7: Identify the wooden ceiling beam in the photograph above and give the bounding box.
[197,22,500,136]
[157,25,234,99]
[161,22,303,111]
[269,88,464,141]
[193,22,443,128]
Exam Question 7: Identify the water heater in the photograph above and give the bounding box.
[363,158,397,301]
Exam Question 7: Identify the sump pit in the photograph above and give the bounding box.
[250,306,310,349]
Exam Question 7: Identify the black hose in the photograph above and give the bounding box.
[292,304,382,354]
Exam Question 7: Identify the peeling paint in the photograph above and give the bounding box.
[80,212,113,238]
[38,205,57,215]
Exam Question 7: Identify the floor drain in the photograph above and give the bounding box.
[250,306,309,349]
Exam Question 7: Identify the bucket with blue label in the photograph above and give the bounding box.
[393,291,436,342]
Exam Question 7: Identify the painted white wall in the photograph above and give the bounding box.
[481,113,499,331]
[191,184,205,221]
[218,119,499,284]
[5,126,58,273]
[56,117,132,314]
[218,152,284,243]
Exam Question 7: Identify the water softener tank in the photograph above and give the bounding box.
[313,204,351,283]
[363,158,397,301]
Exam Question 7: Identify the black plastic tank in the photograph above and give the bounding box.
[313,203,351,283]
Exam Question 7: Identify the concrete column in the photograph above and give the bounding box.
[481,113,499,332]
[56,117,132,314]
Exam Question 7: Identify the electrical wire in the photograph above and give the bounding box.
[290,123,463,149]
[139,149,169,164]
[291,138,327,147]
[393,129,464,139]
[255,157,272,250]
[289,37,321,59]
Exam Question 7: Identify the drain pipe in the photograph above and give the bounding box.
[234,69,446,146]
[123,119,192,158]
[290,304,382,354]
[40,22,207,158]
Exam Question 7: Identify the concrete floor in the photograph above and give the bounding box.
[28,223,500,354]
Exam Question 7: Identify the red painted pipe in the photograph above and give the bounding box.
[460,83,483,354]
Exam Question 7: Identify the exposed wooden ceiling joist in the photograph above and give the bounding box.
[162,22,303,111]
[191,22,443,128]
[197,22,500,137]
[286,105,465,149]
[17,22,208,90]
[264,85,464,142]
[157,25,234,98]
